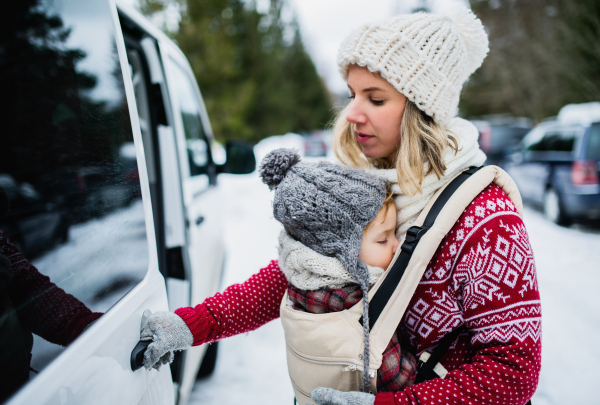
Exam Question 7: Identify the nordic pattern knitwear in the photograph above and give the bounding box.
[337,6,488,126]
[174,184,541,404]
[369,117,486,240]
[278,230,385,290]
[259,148,387,391]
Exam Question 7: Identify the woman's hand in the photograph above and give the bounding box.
[140,311,194,370]
[311,388,375,405]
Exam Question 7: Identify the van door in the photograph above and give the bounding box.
[119,21,193,401]
[2,0,173,403]
[161,47,226,401]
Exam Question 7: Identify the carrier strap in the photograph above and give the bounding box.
[360,166,482,329]
[415,325,465,384]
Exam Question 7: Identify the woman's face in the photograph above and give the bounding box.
[346,65,407,160]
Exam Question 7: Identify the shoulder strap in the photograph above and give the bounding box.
[360,166,482,328]
[415,325,466,383]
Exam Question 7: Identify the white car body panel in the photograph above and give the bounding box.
[119,3,228,403]
[7,0,174,404]
[160,45,226,405]
[7,1,234,403]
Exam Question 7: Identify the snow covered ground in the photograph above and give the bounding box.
[188,138,600,405]
[525,209,600,405]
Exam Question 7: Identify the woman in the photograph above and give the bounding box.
[142,7,541,405]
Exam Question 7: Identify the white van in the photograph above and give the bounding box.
[0,0,254,404]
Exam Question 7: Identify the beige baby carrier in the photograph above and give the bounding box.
[280,166,524,404]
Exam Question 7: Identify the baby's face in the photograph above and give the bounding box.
[359,204,399,270]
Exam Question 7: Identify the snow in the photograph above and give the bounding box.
[253,132,306,163]
[187,136,600,405]
[188,171,292,405]
[557,102,600,126]
[524,209,600,405]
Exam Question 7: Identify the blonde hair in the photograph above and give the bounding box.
[333,100,458,196]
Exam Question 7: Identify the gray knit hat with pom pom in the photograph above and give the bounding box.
[259,148,387,392]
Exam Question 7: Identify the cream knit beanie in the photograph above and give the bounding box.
[337,6,488,126]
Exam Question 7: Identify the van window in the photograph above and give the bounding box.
[586,126,600,161]
[528,129,576,152]
[166,58,212,185]
[0,0,149,395]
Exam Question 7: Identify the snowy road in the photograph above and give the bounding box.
[188,163,600,405]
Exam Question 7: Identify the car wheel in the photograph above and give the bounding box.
[543,187,570,226]
[196,341,218,379]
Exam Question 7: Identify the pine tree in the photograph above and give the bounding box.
[142,0,333,143]
[461,0,600,121]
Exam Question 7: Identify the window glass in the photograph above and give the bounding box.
[585,126,600,161]
[0,0,148,397]
[166,59,212,182]
[521,125,547,151]
[528,129,575,152]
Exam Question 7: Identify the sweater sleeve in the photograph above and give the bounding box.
[376,187,541,405]
[1,231,103,346]
[175,260,288,346]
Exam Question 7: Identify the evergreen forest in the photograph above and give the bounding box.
[142,0,333,143]
[462,0,600,121]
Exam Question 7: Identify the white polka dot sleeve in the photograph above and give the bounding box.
[175,260,288,345]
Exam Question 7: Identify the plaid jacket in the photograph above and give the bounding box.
[288,284,417,392]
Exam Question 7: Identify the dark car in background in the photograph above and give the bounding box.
[504,119,600,225]
[37,161,139,224]
[470,115,532,166]
[0,175,70,257]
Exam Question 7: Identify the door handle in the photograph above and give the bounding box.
[195,215,205,226]
[131,309,152,371]
[131,340,150,371]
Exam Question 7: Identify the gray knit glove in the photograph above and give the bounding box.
[311,388,375,405]
[140,311,194,371]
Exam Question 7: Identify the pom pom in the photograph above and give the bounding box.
[447,6,489,75]
[259,148,301,190]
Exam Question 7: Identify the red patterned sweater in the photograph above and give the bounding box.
[176,184,542,405]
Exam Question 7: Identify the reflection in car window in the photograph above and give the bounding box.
[167,58,212,182]
[0,0,149,399]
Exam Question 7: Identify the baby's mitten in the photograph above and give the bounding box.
[311,388,375,405]
[140,311,193,370]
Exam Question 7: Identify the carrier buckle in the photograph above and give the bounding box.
[401,226,428,254]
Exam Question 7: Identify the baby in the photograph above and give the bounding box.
[285,190,397,314]
[259,148,416,392]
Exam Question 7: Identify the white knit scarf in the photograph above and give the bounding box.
[278,231,385,290]
[368,117,487,239]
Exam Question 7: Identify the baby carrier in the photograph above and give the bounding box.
[280,165,526,405]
